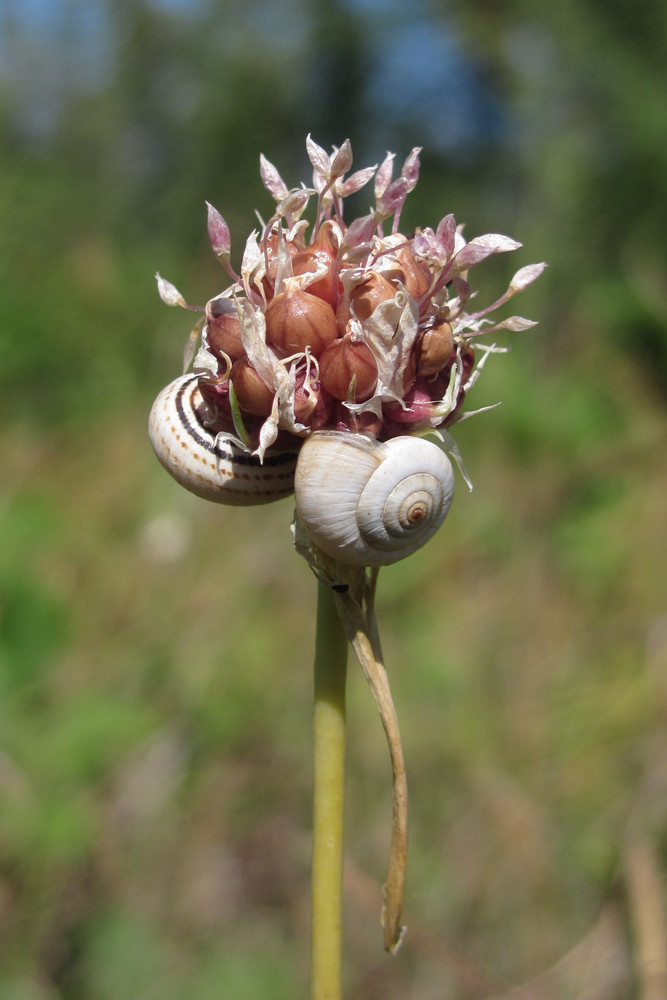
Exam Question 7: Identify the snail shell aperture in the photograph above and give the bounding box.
[148,374,299,505]
[294,430,454,566]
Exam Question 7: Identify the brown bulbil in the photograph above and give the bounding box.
[349,271,397,322]
[382,246,432,301]
[291,222,340,306]
[206,297,244,361]
[319,334,377,401]
[230,357,275,416]
[292,246,338,306]
[416,321,454,377]
[265,280,338,357]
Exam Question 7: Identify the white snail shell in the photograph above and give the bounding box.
[148,374,299,505]
[294,430,454,567]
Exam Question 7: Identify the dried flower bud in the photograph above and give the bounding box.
[230,357,275,416]
[319,334,378,401]
[416,321,454,377]
[265,279,338,357]
[349,271,397,322]
[205,297,244,361]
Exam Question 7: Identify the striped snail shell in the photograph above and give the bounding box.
[148,374,299,505]
[294,431,454,567]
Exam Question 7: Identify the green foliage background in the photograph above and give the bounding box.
[1,1,666,997]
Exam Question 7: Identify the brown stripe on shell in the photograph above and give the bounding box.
[149,374,299,505]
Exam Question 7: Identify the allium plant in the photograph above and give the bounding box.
[150,135,544,999]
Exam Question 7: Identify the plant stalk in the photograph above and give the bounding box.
[311,579,349,1000]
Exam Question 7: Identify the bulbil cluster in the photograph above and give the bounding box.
[158,136,544,461]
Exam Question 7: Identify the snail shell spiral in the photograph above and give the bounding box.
[148,374,299,505]
[294,430,454,566]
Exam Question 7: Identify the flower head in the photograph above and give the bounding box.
[160,136,545,461]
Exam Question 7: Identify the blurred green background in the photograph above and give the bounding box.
[1,0,666,997]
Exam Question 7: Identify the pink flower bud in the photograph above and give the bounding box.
[374,151,395,200]
[206,202,231,258]
[401,147,422,192]
[377,177,408,218]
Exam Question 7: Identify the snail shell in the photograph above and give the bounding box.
[294,430,454,566]
[148,374,299,505]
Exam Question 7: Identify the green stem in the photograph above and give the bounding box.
[311,580,349,1000]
